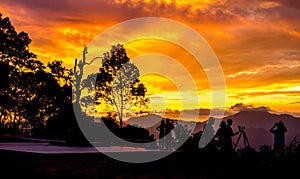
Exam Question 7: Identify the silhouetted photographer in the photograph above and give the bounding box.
[270,121,287,156]
[215,119,239,155]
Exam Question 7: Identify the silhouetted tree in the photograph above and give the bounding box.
[0,13,40,133]
[82,44,150,128]
[130,82,150,116]
[44,60,78,140]
[0,14,37,68]
[48,60,73,87]
[0,13,75,138]
[73,46,88,114]
[0,62,13,127]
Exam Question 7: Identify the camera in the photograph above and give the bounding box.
[238,125,245,132]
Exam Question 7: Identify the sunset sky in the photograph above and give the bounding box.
[1,0,300,118]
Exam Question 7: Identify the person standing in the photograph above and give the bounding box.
[215,119,238,155]
[225,118,239,153]
[165,118,175,150]
[214,121,227,152]
[156,120,166,150]
[270,121,287,156]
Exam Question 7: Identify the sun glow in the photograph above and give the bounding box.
[1,0,299,116]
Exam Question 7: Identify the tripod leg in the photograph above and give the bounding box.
[234,133,242,150]
[244,134,250,148]
[243,132,247,148]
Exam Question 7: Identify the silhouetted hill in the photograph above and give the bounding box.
[127,114,205,139]
[127,114,162,129]
[127,114,162,139]
[224,111,300,148]
[127,111,300,149]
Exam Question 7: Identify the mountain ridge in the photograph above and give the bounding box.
[127,111,300,149]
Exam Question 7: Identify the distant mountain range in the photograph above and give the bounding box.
[127,111,300,149]
[224,111,300,149]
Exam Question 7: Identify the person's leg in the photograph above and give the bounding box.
[279,143,285,156]
[273,143,279,156]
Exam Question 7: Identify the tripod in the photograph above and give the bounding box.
[233,126,250,151]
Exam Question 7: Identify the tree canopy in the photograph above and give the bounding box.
[0,13,73,138]
[0,13,151,144]
[80,44,150,128]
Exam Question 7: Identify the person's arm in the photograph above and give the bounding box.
[270,123,278,132]
[229,128,238,136]
[233,131,239,136]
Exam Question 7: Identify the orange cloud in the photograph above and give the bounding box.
[0,0,299,114]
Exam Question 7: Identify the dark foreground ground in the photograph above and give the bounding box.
[0,135,299,179]
[0,148,299,179]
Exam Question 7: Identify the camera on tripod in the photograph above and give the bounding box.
[234,125,251,150]
[238,125,245,132]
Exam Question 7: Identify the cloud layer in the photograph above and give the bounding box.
[0,0,299,115]
[229,103,270,112]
